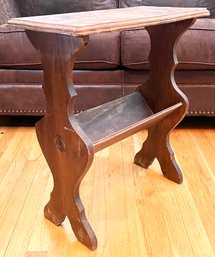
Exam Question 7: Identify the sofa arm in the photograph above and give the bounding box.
[0,0,20,25]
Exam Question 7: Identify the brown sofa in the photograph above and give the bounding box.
[0,0,215,116]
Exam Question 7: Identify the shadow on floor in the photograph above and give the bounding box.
[0,115,214,129]
[177,116,215,130]
[0,116,42,127]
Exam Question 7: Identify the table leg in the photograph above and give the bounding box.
[26,31,97,250]
[134,19,195,184]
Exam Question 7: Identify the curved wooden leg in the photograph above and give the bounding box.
[134,130,155,169]
[26,31,97,250]
[135,19,196,184]
[36,117,97,250]
[135,124,182,183]
[156,131,183,184]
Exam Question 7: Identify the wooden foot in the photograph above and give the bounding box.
[135,19,196,183]
[156,140,183,184]
[27,31,97,250]
[66,189,98,251]
[135,125,183,183]
[134,129,155,169]
[44,196,66,226]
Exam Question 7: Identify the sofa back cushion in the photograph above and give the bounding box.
[120,19,215,70]
[119,0,215,17]
[120,0,199,7]
[0,0,20,24]
[0,25,120,70]
[15,0,118,17]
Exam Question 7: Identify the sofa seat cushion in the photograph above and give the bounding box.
[0,24,120,69]
[120,18,215,70]
[16,0,118,16]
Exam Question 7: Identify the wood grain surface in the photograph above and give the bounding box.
[8,6,209,36]
[76,93,182,152]
[0,118,214,257]
[5,5,210,252]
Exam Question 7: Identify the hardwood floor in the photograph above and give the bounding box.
[0,117,214,257]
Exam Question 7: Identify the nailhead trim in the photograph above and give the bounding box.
[0,109,214,115]
[0,109,81,114]
[0,109,45,114]
[188,110,215,115]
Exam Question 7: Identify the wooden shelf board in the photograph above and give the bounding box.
[75,93,182,152]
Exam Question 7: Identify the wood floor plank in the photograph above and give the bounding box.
[87,154,110,257]
[0,128,40,257]
[26,174,53,252]
[3,157,50,257]
[137,169,173,257]
[204,129,215,150]
[25,252,47,257]
[0,119,214,257]
[171,128,215,255]
[107,142,131,257]
[0,127,16,159]
[0,128,36,216]
[0,127,31,183]
[191,129,215,186]
[121,136,153,257]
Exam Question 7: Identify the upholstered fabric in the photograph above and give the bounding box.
[15,0,118,16]
[119,0,215,17]
[0,0,20,24]
[120,0,200,7]
[0,25,120,69]
[0,0,215,116]
[120,18,215,70]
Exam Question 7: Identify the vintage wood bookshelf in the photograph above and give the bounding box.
[8,6,209,251]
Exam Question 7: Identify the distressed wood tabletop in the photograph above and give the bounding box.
[8,6,209,36]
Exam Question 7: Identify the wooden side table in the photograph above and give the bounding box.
[8,6,209,251]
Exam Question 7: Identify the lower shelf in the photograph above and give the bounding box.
[75,92,182,152]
